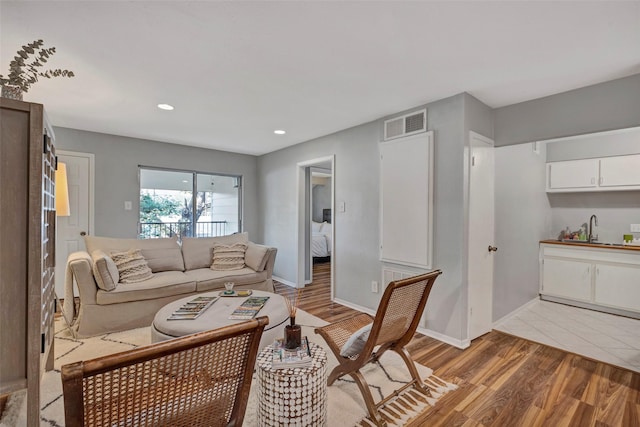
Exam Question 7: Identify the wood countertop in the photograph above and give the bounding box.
[540,239,640,252]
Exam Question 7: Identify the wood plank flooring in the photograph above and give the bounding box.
[275,262,640,427]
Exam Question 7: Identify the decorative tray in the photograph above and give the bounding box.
[219,290,253,297]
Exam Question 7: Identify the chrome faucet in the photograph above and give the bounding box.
[588,214,598,243]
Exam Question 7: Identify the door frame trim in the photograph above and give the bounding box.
[296,155,335,300]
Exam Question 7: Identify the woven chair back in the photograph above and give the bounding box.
[61,317,268,427]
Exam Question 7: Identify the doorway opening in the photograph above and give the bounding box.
[297,156,334,299]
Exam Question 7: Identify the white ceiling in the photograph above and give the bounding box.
[2,1,639,156]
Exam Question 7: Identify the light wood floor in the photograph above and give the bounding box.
[275,262,640,427]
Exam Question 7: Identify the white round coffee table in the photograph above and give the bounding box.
[151,290,289,349]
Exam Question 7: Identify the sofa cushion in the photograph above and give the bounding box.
[91,250,119,291]
[185,268,268,292]
[245,242,269,272]
[181,232,249,270]
[84,235,184,273]
[111,249,154,283]
[211,243,247,271]
[96,271,196,305]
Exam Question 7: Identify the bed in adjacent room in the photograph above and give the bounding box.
[312,221,332,259]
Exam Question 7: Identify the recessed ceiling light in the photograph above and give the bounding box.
[274,130,286,135]
[157,103,174,111]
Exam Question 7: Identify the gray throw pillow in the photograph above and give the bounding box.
[340,323,373,358]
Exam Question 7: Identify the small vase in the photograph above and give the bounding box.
[1,85,23,101]
[284,323,301,349]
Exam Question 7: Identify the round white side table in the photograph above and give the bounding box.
[256,341,328,426]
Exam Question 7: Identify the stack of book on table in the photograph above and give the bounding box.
[271,336,312,369]
[167,296,218,320]
[228,296,270,320]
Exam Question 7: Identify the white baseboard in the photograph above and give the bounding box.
[273,276,298,288]
[493,297,540,328]
[334,298,376,317]
[416,326,470,349]
[334,298,469,349]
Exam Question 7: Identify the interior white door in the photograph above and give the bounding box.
[55,151,94,298]
[468,132,495,341]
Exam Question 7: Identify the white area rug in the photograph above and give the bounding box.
[1,310,456,426]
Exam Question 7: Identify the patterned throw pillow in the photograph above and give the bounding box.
[210,243,248,271]
[110,248,153,283]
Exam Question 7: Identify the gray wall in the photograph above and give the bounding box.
[546,126,640,161]
[258,93,490,343]
[312,182,331,223]
[491,74,640,321]
[494,142,552,320]
[494,73,640,146]
[54,127,260,240]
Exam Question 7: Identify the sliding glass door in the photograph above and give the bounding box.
[139,167,241,239]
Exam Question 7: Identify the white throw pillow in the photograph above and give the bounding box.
[245,242,269,272]
[110,248,153,283]
[340,323,373,358]
[211,243,248,271]
[312,221,323,233]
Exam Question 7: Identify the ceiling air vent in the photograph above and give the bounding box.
[383,109,427,141]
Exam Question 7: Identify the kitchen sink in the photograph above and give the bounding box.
[559,240,624,247]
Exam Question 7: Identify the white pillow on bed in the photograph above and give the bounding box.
[320,221,330,234]
[312,221,323,232]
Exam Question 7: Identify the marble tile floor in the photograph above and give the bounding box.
[494,299,640,373]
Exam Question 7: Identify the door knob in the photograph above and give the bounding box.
[80,231,87,236]
[488,246,498,252]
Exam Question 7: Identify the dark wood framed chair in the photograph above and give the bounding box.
[315,270,442,426]
[61,316,268,427]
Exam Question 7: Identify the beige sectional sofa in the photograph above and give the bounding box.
[63,232,277,338]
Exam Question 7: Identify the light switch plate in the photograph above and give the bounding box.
[631,224,640,232]
[124,201,132,210]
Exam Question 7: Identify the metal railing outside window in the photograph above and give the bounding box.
[138,221,228,239]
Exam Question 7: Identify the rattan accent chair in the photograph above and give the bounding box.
[61,316,268,427]
[315,270,442,426]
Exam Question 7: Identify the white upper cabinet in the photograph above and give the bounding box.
[545,127,640,193]
[599,154,640,188]
[547,154,640,192]
[546,159,598,191]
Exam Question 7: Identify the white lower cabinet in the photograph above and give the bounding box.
[541,258,591,301]
[540,244,640,316]
[594,264,640,312]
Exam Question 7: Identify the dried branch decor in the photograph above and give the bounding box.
[0,39,75,92]
[284,289,302,326]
